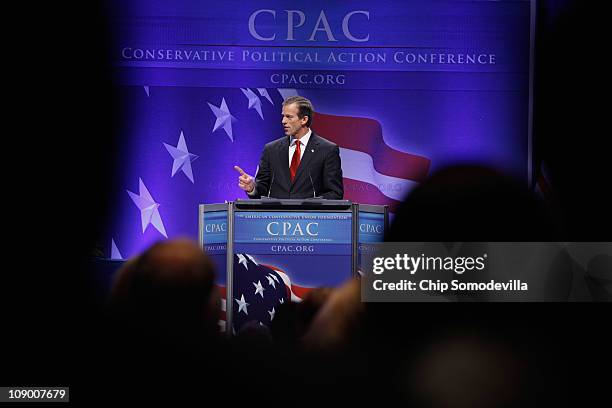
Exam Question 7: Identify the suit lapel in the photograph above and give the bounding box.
[292,133,319,186]
[277,137,291,188]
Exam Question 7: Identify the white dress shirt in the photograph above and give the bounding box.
[289,129,312,166]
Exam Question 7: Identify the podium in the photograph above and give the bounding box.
[199,199,388,334]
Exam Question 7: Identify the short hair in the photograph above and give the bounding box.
[283,96,314,127]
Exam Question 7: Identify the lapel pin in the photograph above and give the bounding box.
[311,149,314,152]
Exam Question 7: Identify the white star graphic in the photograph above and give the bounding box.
[163,131,199,183]
[246,254,259,265]
[253,280,265,298]
[207,97,237,142]
[235,294,249,315]
[240,88,264,119]
[278,88,298,100]
[279,298,284,304]
[110,239,123,260]
[257,88,274,105]
[270,273,280,283]
[266,275,276,289]
[143,86,150,97]
[237,254,248,269]
[268,307,275,321]
[127,178,168,237]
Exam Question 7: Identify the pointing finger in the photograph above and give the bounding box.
[234,165,246,176]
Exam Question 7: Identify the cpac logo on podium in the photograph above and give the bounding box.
[360,223,383,234]
[248,9,370,42]
[266,221,319,236]
[205,222,227,233]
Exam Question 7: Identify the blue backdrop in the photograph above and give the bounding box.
[106,0,533,258]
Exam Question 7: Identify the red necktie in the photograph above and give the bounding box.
[290,140,301,182]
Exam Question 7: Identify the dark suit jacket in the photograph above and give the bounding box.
[248,132,343,199]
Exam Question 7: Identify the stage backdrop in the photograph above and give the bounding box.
[106,0,534,259]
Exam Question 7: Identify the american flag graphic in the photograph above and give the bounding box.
[217,253,314,333]
[313,111,431,212]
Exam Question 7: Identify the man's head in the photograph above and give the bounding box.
[281,96,313,138]
[110,239,220,344]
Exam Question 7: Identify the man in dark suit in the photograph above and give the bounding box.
[235,96,343,199]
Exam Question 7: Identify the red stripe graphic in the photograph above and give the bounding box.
[216,284,227,324]
[312,112,431,182]
[291,285,313,300]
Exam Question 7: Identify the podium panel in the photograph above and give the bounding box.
[232,208,353,332]
[199,204,229,287]
[199,204,230,331]
[199,199,387,334]
[357,204,388,275]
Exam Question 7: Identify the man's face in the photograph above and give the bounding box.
[281,103,308,137]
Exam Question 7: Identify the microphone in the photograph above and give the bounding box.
[267,171,275,198]
[308,169,318,199]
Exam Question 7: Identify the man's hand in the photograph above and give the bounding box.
[234,166,255,193]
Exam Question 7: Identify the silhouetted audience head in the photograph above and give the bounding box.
[271,287,333,347]
[387,166,559,241]
[110,239,220,348]
[296,287,333,336]
[235,320,274,351]
[302,279,363,351]
[270,301,299,346]
[404,333,529,408]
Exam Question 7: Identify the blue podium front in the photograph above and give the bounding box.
[200,199,387,334]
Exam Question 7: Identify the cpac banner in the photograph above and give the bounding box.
[107,0,534,258]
